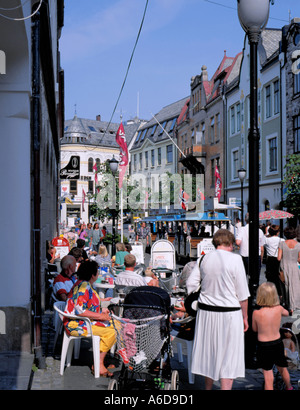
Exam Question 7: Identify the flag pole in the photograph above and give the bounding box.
[151,113,186,158]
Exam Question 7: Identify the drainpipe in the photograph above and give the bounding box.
[31,10,45,369]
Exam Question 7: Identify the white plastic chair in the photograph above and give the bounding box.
[171,316,195,384]
[174,337,194,384]
[53,301,66,349]
[53,304,100,378]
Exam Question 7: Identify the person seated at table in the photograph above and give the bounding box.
[46,242,60,265]
[68,247,84,271]
[95,244,111,266]
[115,254,158,287]
[76,238,89,261]
[114,242,129,266]
[52,255,77,302]
[64,260,116,377]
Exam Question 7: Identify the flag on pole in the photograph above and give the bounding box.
[82,188,86,212]
[144,190,149,211]
[116,122,128,188]
[215,165,222,200]
[196,187,205,201]
[93,163,98,184]
[179,188,189,211]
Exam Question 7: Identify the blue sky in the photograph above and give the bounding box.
[61,0,299,124]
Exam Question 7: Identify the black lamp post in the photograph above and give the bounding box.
[237,0,270,298]
[108,155,119,256]
[238,168,246,226]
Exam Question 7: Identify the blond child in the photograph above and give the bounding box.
[252,282,293,390]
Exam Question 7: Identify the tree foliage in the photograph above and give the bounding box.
[282,154,300,219]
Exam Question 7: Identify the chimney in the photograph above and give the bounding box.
[96,115,101,121]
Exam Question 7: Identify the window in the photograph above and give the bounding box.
[265,80,280,119]
[135,130,142,143]
[236,104,241,132]
[158,121,167,135]
[88,180,94,194]
[88,126,96,132]
[266,85,271,118]
[295,71,300,94]
[88,157,93,172]
[232,150,239,180]
[216,113,220,141]
[139,153,142,169]
[210,117,215,143]
[151,149,155,167]
[230,106,235,135]
[166,145,173,163]
[145,151,148,168]
[274,80,279,114]
[134,154,137,171]
[201,122,205,144]
[70,180,77,194]
[294,115,300,153]
[150,124,157,136]
[158,147,161,165]
[140,128,148,142]
[268,137,277,172]
[169,117,177,132]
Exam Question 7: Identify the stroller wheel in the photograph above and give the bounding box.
[108,379,118,390]
[171,370,179,390]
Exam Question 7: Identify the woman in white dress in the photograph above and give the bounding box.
[186,229,250,390]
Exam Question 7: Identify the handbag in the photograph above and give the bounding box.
[184,254,205,317]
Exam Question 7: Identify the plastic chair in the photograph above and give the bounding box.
[171,316,195,384]
[53,304,101,378]
[53,301,66,349]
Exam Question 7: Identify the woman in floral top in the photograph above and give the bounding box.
[64,260,116,377]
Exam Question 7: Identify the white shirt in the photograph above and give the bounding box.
[235,224,266,257]
[265,235,283,257]
[186,250,250,307]
[115,270,147,287]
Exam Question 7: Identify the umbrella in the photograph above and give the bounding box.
[259,210,294,220]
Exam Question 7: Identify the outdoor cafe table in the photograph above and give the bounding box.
[94,281,115,299]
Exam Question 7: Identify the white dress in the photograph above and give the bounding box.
[186,249,250,381]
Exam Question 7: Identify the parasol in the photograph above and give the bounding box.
[259,210,294,220]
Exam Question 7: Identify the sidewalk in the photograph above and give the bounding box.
[1,253,300,391]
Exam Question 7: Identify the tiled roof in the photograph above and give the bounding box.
[131,96,189,148]
[259,28,281,66]
[61,115,141,147]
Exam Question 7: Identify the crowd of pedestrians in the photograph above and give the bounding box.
[48,216,300,390]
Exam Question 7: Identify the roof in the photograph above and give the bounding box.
[61,115,142,148]
[259,28,282,67]
[131,97,189,148]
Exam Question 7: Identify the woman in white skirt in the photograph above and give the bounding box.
[186,229,250,390]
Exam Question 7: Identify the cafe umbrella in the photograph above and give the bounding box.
[259,210,294,220]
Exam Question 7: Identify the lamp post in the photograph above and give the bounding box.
[108,155,119,256]
[238,167,246,226]
[237,0,270,298]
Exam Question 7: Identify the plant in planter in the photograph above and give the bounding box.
[102,233,128,245]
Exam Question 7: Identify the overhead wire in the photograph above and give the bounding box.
[0,0,43,21]
[79,0,149,153]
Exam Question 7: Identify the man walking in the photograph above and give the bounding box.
[136,222,150,253]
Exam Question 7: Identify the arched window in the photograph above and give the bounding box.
[88,157,93,172]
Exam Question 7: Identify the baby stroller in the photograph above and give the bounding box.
[108,286,179,390]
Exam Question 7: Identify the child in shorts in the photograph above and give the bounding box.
[252,282,293,390]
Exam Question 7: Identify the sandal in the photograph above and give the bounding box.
[100,371,113,378]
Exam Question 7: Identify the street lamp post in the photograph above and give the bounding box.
[238,168,246,226]
[237,0,270,298]
[108,156,119,256]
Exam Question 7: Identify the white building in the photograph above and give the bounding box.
[60,115,141,225]
[0,0,64,355]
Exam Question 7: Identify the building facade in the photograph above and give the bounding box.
[225,29,283,218]
[129,97,189,217]
[60,115,141,225]
[0,0,64,354]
